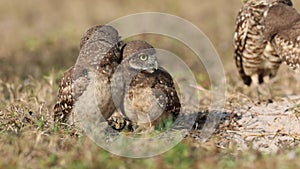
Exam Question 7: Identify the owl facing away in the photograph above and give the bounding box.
[111,40,181,132]
[54,25,123,124]
[233,0,293,90]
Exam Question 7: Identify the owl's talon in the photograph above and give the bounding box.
[108,116,127,131]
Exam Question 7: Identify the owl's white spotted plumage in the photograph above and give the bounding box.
[54,25,123,124]
[265,4,300,72]
[233,0,293,88]
[54,66,76,123]
[111,40,181,132]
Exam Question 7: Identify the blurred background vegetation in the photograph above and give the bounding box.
[0,0,245,80]
[1,0,300,168]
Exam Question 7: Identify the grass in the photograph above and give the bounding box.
[1,0,300,168]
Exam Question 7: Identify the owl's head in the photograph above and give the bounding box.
[122,40,158,73]
[242,0,292,6]
[265,3,299,41]
[269,0,293,6]
[277,0,293,6]
[80,25,120,49]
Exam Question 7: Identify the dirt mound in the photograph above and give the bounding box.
[216,96,300,153]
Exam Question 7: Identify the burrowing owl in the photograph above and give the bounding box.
[111,40,181,132]
[233,0,293,92]
[54,25,123,124]
[265,4,300,70]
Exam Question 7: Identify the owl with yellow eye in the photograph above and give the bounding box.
[111,40,181,132]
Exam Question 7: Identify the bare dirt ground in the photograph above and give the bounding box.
[218,95,300,153]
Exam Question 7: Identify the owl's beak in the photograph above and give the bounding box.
[146,61,158,73]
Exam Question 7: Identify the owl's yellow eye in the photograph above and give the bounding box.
[139,54,148,61]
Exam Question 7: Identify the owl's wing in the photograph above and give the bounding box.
[233,6,253,86]
[153,68,181,119]
[54,66,74,122]
[54,65,89,123]
[272,27,300,69]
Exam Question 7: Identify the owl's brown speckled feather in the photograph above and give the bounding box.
[111,40,181,132]
[54,25,123,124]
[233,0,293,86]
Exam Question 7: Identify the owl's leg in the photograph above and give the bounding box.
[146,114,152,128]
[252,74,272,103]
[257,75,273,103]
[70,111,78,126]
[251,74,261,102]
[262,75,273,103]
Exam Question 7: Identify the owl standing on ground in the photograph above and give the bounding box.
[264,4,300,71]
[54,25,123,124]
[111,40,181,132]
[233,0,293,98]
